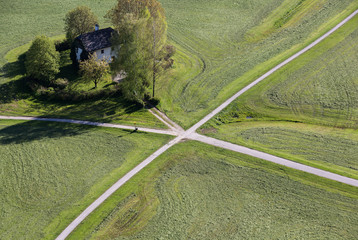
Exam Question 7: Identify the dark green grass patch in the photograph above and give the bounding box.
[201,121,358,180]
[70,141,358,239]
[0,120,172,239]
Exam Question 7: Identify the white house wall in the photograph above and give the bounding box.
[76,48,83,61]
[94,47,116,62]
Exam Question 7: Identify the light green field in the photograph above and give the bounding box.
[156,0,358,127]
[0,120,172,239]
[69,141,358,239]
[201,121,358,180]
[209,13,358,129]
[200,9,358,180]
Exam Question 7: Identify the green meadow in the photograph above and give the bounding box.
[1,0,358,239]
[69,142,358,239]
[0,120,171,239]
[156,0,358,127]
[201,8,358,179]
[201,121,358,180]
[208,13,358,129]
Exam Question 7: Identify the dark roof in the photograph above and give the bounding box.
[76,27,115,52]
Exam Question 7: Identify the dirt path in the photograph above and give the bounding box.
[147,107,184,133]
[189,133,358,187]
[0,116,178,136]
[6,9,355,239]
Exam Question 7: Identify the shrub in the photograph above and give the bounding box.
[25,36,60,83]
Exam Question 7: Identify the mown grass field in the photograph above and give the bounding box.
[201,121,358,180]
[156,0,358,127]
[0,120,172,239]
[208,13,358,129]
[199,10,358,180]
[69,141,358,239]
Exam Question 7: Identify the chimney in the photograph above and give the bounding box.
[95,24,99,31]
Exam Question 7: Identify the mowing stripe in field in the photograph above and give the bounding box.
[186,9,358,135]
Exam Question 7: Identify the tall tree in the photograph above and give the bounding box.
[108,0,167,97]
[64,6,98,43]
[79,53,109,89]
[111,9,153,104]
[25,36,60,83]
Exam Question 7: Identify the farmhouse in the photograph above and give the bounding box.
[71,25,116,63]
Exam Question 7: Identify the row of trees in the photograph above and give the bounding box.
[109,0,169,104]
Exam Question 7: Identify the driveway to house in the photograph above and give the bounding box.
[2,9,357,240]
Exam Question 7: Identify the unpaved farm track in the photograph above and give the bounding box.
[2,8,358,240]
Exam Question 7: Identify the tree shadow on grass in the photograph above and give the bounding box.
[30,96,144,122]
[0,53,31,104]
[0,120,95,145]
[0,53,26,79]
[0,77,31,104]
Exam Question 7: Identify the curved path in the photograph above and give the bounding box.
[0,9,354,240]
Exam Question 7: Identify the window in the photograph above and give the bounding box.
[101,49,104,54]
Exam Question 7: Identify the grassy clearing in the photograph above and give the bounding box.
[156,0,358,127]
[70,141,358,239]
[210,13,358,129]
[0,119,172,239]
[201,121,358,180]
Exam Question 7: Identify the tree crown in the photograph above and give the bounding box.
[64,6,98,43]
[25,35,60,82]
